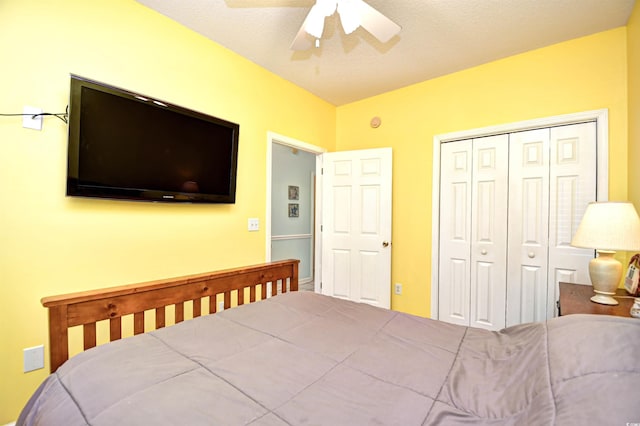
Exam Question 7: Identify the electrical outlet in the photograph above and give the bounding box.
[248,218,259,231]
[394,283,402,295]
[218,301,224,311]
[24,345,44,372]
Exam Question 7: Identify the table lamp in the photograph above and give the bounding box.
[570,201,640,305]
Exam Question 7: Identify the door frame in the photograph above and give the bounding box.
[430,109,609,319]
[266,131,326,293]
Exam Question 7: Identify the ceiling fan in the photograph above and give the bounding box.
[290,0,401,50]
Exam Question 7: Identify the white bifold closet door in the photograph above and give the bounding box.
[439,122,596,330]
[438,134,509,329]
[506,123,596,326]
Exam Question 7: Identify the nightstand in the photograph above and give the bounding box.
[558,282,635,317]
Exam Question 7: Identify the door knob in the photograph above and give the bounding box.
[528,252,535,258]
[480,249,487,255]
[382,241,390,247]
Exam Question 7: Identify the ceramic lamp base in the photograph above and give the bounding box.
[590,293,619,305]
[588,250,621,305]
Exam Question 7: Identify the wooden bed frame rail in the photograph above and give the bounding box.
[41,259,299,373]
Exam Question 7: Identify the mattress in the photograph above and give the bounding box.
[18,291,640,425]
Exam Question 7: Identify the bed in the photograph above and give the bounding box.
[18,259,640,425]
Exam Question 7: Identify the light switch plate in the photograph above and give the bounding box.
[248,218,259,231]
[22,106,43,130]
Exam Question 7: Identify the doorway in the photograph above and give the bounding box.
[266,133,393,307]
[266,132,325,293]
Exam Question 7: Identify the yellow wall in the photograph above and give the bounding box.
[0,0,635,421]
[336,28,629,317]
[0,0,335,421]
[629,2,640,209]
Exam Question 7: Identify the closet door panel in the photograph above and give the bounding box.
[507,129,550,327]
[473,261,494,325]
[470,135,508,330]
[547,122,596,318]
[438,140,472,326]
[518,265,545,322]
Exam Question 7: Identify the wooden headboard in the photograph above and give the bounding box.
[41,259,299,373]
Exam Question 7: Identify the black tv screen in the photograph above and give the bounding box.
[66,75,239,203]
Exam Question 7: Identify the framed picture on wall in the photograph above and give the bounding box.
[288,185,299,200]
[288,203,299,217]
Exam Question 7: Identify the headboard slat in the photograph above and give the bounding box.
[110,317,122,341]
[238,287,245,306]
[208,295,216,314]
[156,307,165,329]
[193,298,202,318]
[175,302,184,323]
[133,312,144,335]
[83,323,96,350]
[224,291,231,310]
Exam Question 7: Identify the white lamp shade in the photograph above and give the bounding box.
[570,201,640,251]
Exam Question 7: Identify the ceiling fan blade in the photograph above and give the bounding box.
[355,0,401,43]
[337,0,360,34]
[290,7,317,50]
[290,1,333,50]
[290,24,314,50]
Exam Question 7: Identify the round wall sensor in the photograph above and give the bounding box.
[370,116,381,128]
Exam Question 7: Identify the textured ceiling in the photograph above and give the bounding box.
[135,0,636,106]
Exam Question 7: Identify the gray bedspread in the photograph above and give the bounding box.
[18,292,640,425]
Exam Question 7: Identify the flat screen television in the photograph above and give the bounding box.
[66,75,239,203]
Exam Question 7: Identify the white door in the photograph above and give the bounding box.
[438,139,473,326]
[470,135,509,329]
[321,148,392,308]
[438,136,508,329]
[506,123,596,326]
[545,123,596,318]
[506,128,551,326]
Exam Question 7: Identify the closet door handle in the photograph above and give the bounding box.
[480,249,487,255]
[382,241,390,248]
[528,252,535,258]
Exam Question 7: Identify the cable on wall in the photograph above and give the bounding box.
[0,105,68,124]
